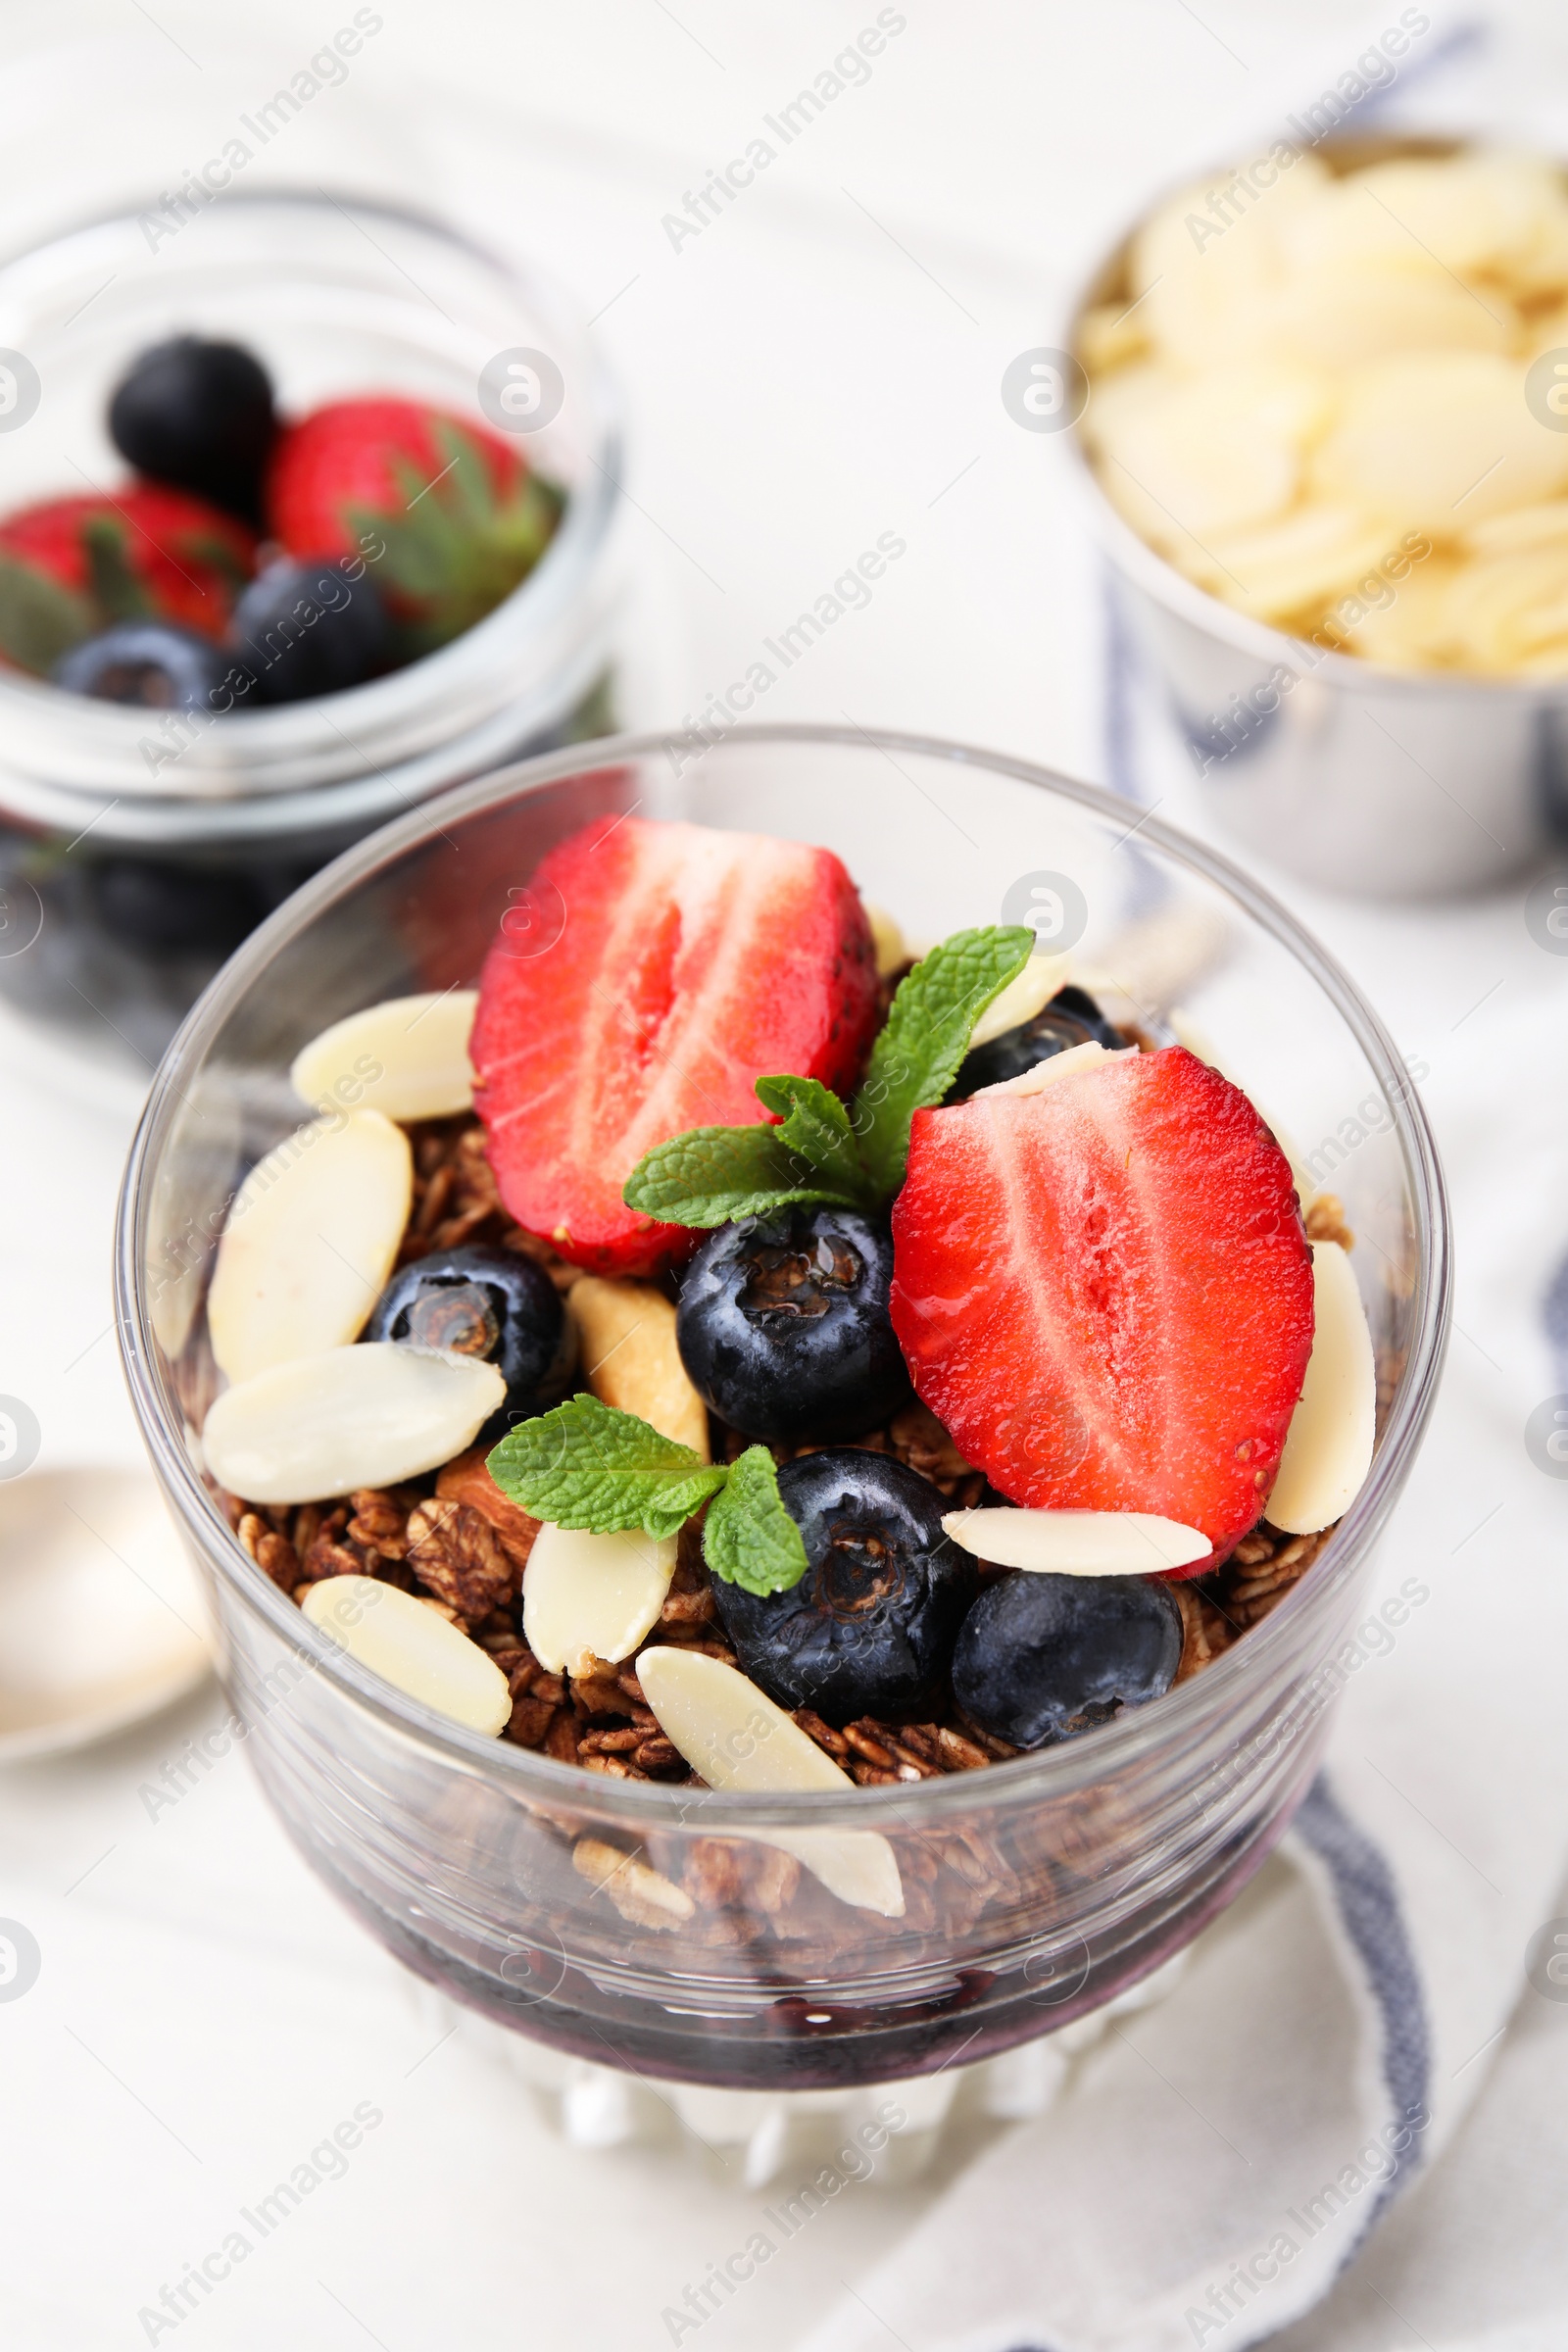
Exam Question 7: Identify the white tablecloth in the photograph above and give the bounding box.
[4,5,1568,2346]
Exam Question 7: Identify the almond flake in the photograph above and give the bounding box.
[861,901,908,978]
[636,1647,904,1917]
[941,1507,1210,1574]
[975,1040,1133,1098]
[1266,1241,1376,1534]
[967,953,1074,1049]
[207,1110,412,1382]
[571,1836,695,1929]
[202,1344,504,1505]
[301,1572,511,1734]
[523,1524,677,1676]
[289,992,477,1123]
[568,1278,710,1457]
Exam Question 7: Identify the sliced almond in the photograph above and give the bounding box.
[967,953,1074,1050]
[207,1110,412,1383]
[202,1344,505,1505]
[289,991,478,1122]
[1312,352,1568,536]
[636,1647,904,1918]
[860,901,907,978]
[1266,1242,1376,1535]
[975,1040,1132,1099]
[941,1508,1209,1575]
[572,1837,695,1929]
[568,1278,710,1459]
[301,1572,511,1734]
[523,1523,677,1675]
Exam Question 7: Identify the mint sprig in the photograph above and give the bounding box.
[486,1396,808,1596]
[849,925,1034,1197]
[488,1393,725,1542]
[621,924,1034,1230]
[701,1445,808,1594]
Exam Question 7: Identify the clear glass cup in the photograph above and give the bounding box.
[115,726,1450,2091]
[0,189,629,1061]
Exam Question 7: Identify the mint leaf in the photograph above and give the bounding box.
[486,1393,725,1540]
[754,1073,875,1204]
[850,925,1034,1196]
[622,1115,861,1227]
[702,1445,808,1594]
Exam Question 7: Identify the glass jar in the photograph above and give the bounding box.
[0,189,630,1062]
[115,725,1450,2092]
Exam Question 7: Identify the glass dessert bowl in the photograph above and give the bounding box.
[116,725,1449,2090]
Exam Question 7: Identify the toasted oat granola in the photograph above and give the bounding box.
[216,1110,1348,1799]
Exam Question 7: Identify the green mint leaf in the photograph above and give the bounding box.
[850,925,1035,1197]
[702,1445,808,1595]
[486,1393,726,1540]
[753,1073,875,1204]
[622,1117,861,1228]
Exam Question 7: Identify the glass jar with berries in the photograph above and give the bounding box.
[0,189,642,1063]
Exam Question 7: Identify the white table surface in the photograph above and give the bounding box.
[4,5,1568,2346]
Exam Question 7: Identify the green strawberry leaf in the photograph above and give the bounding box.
[486,1393,726,1540]
[350,423,566,653]
[849,925,1035,1196]
[81,516,152,627]
[0,559,95,676]
[622,1115,863,1227]
[702,1445,808,1594]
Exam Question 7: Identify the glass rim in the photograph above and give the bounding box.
[114,720,1452,1826]
[0,183,624,804]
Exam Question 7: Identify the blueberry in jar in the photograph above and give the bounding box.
[230,558,390,703]
[108,335,277,525]
[952,1570,1183,1748]
[947,983,1124,1100]
[368,1245,575,1443]
[52,622,230,711]
[676,1206,910,1443]
[711,1450,975,1725]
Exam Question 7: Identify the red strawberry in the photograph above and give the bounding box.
[266,398,563,654]
[471,816,879,1278]
[889,1048,1314,1568]
[0,486,255,676]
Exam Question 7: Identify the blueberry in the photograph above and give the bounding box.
[368,1245,575,1443]
[230,559,390,703]
[948,984,1124,1100]
[711,1449,975,1725]
[952,1571,1182,1749]
[108,336,276,524]
[676,1207,910,1444]
[90,857,266,956]
[51,623,230,711]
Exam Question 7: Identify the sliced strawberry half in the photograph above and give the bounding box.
[889,1047,1314,1568]
[471,815,879,1278]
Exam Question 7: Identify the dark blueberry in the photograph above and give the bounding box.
[948,983,1124,1100]
[108,335,276,524]
[368,1245,576,1443]
[230,559,390,703]
[90,857,266,956]
[952,1571,1183,1749]
[711,1450,975,1726]
[51,623,230,711]
[676,1206,910,1444]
